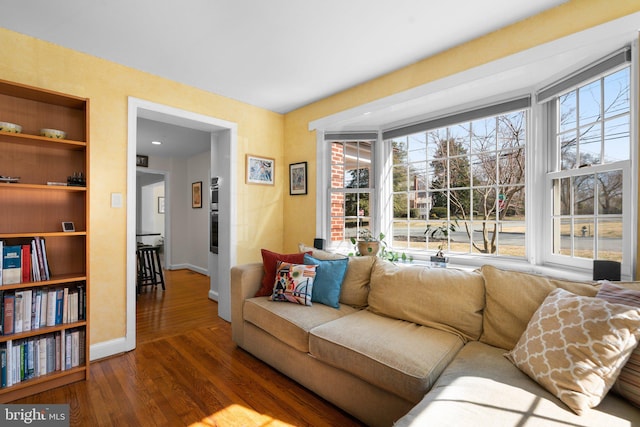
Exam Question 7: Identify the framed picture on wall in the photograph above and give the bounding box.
[246,154,275,185]
[136,155,149,167]
[289,161,307,195]
[192,181,202,208]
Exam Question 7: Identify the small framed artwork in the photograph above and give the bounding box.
[136,155,149,168]
[61,221,75,232]
[192,181,203,208]
[289,161,307,195]
[246,154,275,185]
[158,196,165,214]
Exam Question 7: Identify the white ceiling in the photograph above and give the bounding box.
[0,0,571,114]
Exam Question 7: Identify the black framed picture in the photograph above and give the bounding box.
[136,155,149,167]
[289,161,307,195]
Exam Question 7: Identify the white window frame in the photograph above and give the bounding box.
[539,49,637,279]
[313,40,637,280]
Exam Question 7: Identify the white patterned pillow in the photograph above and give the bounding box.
[505,287,640,415]
[270,262,316,306]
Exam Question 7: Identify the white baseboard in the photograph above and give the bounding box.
[168,263,209,276]
[90,336,135,361]
[208,289,219,302]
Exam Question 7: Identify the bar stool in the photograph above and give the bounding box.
[136,245,166,293]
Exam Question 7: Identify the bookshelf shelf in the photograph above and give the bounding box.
[0,321,88,343]
[0,183,87,192]
[0,131,86,149]
[0,78,89,402]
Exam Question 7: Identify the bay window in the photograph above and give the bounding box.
[318,46,636,279]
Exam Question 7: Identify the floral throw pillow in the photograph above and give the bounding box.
[505,287,640,415]
[270,262,317,306]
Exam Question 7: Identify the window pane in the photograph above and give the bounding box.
[474,187,496,220]
[449,157,471,188]
[472,154,494,186]
[553,218,572,256]
[450,124,470,154]
[450,189,471,219]
[598,170,623,214]
[579,80,601,125]
[604,67,630,119]
[575,218,594,259]
[498,112,525,150]
[498,149,525,185]
[559,91,577,132]
[471,117,496,153]
[498,220,525,257]
[578,123,601,166]
[392,220,409,248]
[604,115,630,162]
[428,129,448,158]
[393,138,408,162]
[410,161,428,190]
[393,193,409,219]
[574,175,594,215]
[597,217,622,262]
[559,131,577,170]
[408,135,427,163]
[393,165,408,191]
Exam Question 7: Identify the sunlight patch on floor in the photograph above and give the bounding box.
[189,404,296,427]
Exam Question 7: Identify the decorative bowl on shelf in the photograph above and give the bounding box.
[40,128,67,139]
[0,121,22,133]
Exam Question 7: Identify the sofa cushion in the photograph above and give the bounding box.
[339,256,376,308]
[479,265,598,350]
[395,341,640,427]
[368,260,485,342]
[309,310,464,403]
[243,297,359,353]
[505,288,640,415]
[270,262,316,306]
[596,281,640,407]
[303,254,348,308]
[256,249,311,297]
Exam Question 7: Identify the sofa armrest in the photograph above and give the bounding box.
[230,262,264,347]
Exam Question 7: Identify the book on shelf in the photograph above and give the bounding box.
[1,283,86,336]
[21,244,31,284]
[3,294,14,335]
[2,245,21,285]
[13,292,23,334]
[0,329,88,387]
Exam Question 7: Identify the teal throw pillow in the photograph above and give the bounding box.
[304,254,348,309]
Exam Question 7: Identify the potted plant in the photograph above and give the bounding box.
[349,230,413,262]
[424,221,458,265]
[350,229,381,256]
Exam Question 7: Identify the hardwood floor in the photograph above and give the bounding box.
[14,269,365,427]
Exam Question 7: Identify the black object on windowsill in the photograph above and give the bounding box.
[593,260,621,281]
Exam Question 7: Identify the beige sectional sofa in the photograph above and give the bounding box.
[230,252,640,426]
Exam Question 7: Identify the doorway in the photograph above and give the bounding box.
[137,171,166,265]
[125,97,238,354]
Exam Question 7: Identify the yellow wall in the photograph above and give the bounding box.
[0,27,284,345]
[282,0,640,255]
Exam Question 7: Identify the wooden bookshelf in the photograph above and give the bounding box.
[0,78,89,402]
